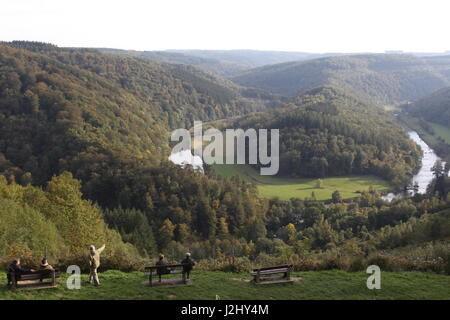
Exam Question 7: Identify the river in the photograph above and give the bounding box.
[170,128,445,201]
[382,130,447,201]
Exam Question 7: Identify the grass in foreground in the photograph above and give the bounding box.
[212,164,391,201]
[0,270,448,300]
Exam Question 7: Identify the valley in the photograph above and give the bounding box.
[399,114,450,159]
[231,54,450,105]
[0,42,449,302]
[2,0,450,306]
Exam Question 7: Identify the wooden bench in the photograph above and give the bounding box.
[7,269,61,290]
[144,263,191,287]
[250,264,293,284]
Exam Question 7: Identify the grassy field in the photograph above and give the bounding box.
[212,164,392,201]
[400,114,450,146]
[0,270,448,300]
[430,122,450,144]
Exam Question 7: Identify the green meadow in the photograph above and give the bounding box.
[212,164,392,201]
[0,270,448,300]
[400,115,450,146]
[429,122,450,144]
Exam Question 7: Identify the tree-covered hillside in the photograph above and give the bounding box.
[404,86,450,127]
[96,49,347,77]
[0,172,143,268]
[0,42,272,262]
[0,42,278,185]
[0,43,448,276]
[219,87,421,187]
[167,49,338,69]
[231,54,450,105]
[96,48,249,76]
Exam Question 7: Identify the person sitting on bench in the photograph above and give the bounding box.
[7,259,35,286]
[38,258,54,282]
[181,252,195,280]
[9,259,35,273]
[40,258,54,271]
[156,254,170,282]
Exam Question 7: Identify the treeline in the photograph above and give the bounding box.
[0,163,449,273]
[0,42,277,186]
[0,43,276,267]
[3,41,276,128]
[0,42,448,275]
[198,173,450,274]
[0,166,270,266]
[232,53,450,105]
[0,172,142,270]
[398,114,450,162]
[96,164,450,271]
[223,87,421,187]
[264,186,449,254]
[405,86,450,128]
[96,47,249,77]
[402,87,450,160]
[90,163,268,258]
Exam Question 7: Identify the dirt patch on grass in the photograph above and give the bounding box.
[231,277,302,283]
[231,278,251,283]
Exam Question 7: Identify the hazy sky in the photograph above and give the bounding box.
[1,0,450,53]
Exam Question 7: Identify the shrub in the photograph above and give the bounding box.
[196,256,253,273]
[367,254,395,271]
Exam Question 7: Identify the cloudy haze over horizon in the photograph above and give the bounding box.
[2,0,450,53]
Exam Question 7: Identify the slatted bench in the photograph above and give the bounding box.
[7,269,61,290]
[144,263,191,287]
[250,264,293,284]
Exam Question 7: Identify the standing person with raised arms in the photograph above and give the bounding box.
[88,244,105,286]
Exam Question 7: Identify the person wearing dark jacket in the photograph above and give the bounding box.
[8,259,34,273]
[181,253,195,280]
[7,259,34,286]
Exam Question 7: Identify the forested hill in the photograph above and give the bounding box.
[95,48,249,76]
[220,86,421,186]
[1,42,447,272]
[96,49,347,77]
[404,86,450,127]
[231,54,450,105]
[3,41,279,124]
[0,42,278,186]
[0,42,275,258]
[166,50,338,68]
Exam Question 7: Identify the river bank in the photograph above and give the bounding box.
[383,130,448,201]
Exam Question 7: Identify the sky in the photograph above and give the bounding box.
[1,0,450,53]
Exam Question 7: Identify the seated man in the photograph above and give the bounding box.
[181,252,195,280]
[7,259,35,286]
[155,254,170,282]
